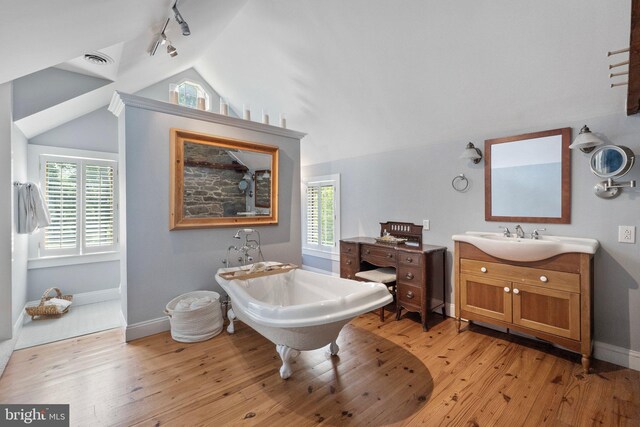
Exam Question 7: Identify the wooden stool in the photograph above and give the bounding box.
[355,268,396,321]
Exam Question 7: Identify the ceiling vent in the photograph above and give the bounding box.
[83,52,114,65]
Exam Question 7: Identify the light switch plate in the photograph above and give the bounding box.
[423,219,430,231]
[618,225,636,243]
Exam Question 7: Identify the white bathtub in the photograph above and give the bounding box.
[215,263,392,378]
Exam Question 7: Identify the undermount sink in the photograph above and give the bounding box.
[452,232,599,262]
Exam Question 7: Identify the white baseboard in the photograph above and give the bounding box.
[12,309,25,340]
[125,316,170,342]
[594,341,640,371]
[301,265,339,276]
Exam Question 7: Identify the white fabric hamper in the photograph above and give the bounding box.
[165,291,223,343]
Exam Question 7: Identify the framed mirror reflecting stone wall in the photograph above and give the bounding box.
[485,128,571,224]
[170,128,278,229]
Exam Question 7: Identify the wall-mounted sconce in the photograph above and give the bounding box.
[569,125,604,153]
[590,145,636,198]
[460,142,482,164]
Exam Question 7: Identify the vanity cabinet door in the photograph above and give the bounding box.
[512,283,580,340]
[460,274,512,323]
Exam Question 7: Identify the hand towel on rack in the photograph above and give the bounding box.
[17,182,51,234]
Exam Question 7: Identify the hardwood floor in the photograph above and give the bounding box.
[0,314,638,426]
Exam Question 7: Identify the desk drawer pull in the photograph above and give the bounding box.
[406,291,414,299]
[480,267,487,273]
[345,259,352,265]
[406,257,413,263]
[405,272,414,280]
[346,247,352,253]
[365,249,370,254]
[347,274,352,279]
[540,275,548,283]
[387,253,393,258]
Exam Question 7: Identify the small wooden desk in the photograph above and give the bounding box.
[340,237,447,331]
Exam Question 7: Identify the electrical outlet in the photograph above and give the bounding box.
[423,219,430,231]
[618,225,636,243]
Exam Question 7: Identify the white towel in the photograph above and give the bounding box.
[44,298,72,313]
[17,183,51,234]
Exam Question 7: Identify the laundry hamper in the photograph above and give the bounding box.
[165,291,223,343]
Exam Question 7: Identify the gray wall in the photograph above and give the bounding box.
[13,68,110,121]
[26,106,120,298]
[135,68,239,117]
[0,82,13,339]
[302,112,640,354]
[11,124,28,327]
[29,107,117,153]
[122,107,301,325]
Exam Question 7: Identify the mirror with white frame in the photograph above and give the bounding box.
[485,128,571,224]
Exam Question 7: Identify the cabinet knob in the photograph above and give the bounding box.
[504,287,510,293]
[480,267,487,273]
[347,274,352,279]
[540,275,548,283]
[406,257,413,263]
[406,291,414,299]
[346,259,351,265]
[347,247,352,253]
[387,253,393,258]
[405,272,414,280]
[513,288,520,295]
[365,249,370,254]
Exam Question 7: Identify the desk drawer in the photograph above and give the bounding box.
[340,242,357,255]
[398,265,423,285]
[397,250,422,267]
[340,254,358,280]
[397,283,423,307]
[361,244,395,264]
[460,259,580,293]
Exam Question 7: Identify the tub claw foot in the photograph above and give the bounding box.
[276,344,300,379]
[326,340,340,357]
[227,308,236,334]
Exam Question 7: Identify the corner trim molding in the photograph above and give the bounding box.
[108,91,307,140]
[125,316,170,342]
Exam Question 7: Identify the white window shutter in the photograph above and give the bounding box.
[43,160,79,254]
[83,163,116,251]
[306,185,319,245]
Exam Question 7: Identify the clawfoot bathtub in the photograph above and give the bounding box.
[215,263,392,379]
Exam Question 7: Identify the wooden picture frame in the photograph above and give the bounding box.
[169,128,279,229]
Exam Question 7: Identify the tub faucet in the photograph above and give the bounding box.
[515,225,525,238]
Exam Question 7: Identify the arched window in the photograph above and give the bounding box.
[176,80,210,110]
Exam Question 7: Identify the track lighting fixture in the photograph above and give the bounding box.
[172,1,191,36]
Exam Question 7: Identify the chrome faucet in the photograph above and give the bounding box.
[515,225,525,238]
[499,226,511,237]
[531,228,546,240]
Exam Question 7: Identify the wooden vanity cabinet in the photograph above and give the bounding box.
[454,242,594,372]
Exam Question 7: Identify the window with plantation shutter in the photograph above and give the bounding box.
[38,153,118,258]
[302,174,340,260]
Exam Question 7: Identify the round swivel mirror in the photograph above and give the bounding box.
[590,145,635,178]
[238,180,249,191]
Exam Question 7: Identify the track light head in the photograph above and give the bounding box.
[167,44,178,57]
[172,2,191,36]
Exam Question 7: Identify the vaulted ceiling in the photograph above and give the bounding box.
[3,1,634,165]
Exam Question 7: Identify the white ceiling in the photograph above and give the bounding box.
[4,0,249,137]
[3,1,634,158]
[194,0,633,166]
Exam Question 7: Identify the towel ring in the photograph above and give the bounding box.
[451,174,469,192]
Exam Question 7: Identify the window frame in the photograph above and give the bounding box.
[175,79,210,111]
[302,174,341,261]
[27,145,119,268]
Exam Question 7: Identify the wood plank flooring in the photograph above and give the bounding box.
[0,314,638,426]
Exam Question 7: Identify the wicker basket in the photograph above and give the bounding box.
[25,287,73,320]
